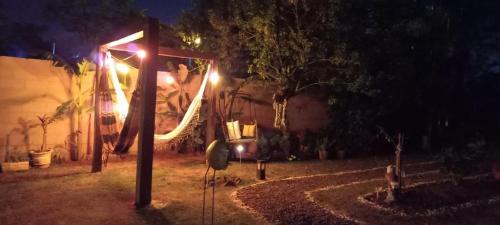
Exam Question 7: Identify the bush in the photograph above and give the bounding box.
[437,132,486,184]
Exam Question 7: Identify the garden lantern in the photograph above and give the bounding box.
[236,144,244,165]
[256,160,266,180]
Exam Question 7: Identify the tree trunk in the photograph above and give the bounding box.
[42,126,47,152]
[77,113,84,160]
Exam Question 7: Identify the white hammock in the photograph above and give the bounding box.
[154,64,211,143]
[107,53,211,144]
[106,52,130,121]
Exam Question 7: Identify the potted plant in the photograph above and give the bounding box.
[316,136,329,160]
[29,114,58,168]
[1,151,29,172]
[333,137,347,160]
[336,148,346,160]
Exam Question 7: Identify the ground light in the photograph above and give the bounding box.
[236,144,244,165]
[194,37,201,45]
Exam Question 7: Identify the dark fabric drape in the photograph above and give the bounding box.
[98,68,119,155]
[113,86,141,154]
[97,61,142,155]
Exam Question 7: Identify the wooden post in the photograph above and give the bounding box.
[205,61,217,148]
[91,51,103,173]
[135,17,159,208]
[396,133,404,189]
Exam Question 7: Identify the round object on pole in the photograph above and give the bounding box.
[206,140,229,170]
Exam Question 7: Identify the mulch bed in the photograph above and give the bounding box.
[364,176,500,216]
[236,163,437,225]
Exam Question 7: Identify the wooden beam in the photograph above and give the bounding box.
[108,43,216,60]
[135,17,159,208]
[91,52,104,173]
[101,31,144,50]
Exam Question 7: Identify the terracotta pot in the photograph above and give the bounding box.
[29,150,52,168]
[493,163,500,180]
[337,150,346,160]
[318,150,328,160]
[1,161,29,172]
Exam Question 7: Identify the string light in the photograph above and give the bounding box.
[165,75,175,84]
[137,49,146,59]
[115,62,129,74]
[210,71,220,85]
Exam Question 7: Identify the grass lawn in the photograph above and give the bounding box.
[0,153,497,225]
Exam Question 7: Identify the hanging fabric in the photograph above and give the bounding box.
[154,64,212,143]
[97,54,213,154]
[273,99,287,129]
[97,64,119,160]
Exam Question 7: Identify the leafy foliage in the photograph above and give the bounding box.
[180,0,500,157]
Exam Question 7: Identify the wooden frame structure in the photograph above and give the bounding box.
[91,17,217,208]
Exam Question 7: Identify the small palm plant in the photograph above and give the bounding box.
[36,114,54,153]
[29,102,70,168]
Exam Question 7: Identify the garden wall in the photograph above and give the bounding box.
[228,82,329,133]
[0,57,329,162]
[0,56,94,162]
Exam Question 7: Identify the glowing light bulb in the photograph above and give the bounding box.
[210,71,220,85]
[165,75,175,84]
[194,37,201,45]
[115,62,129,74]
[137,49,146,59]
[236,144,244,153]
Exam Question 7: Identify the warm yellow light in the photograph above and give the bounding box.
[210,71,220,85]
[137,49,146,59]
[194,37,201,45]
[165,75,175,84]
[236,144,244,152]
[115,62,129,74]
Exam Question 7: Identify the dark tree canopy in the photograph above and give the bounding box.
[0,2,49,57]
[179,0,500,154]
[44,0,144,45]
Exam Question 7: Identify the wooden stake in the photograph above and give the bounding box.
[135,17,159,208]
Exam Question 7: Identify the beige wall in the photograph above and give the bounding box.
[230,83,329,133]
[0,56,94,161]
[0,57,328,161]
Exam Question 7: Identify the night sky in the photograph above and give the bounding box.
[4,0,192,24]
[3,0,192,58]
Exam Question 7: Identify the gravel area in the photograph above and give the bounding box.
[235,163,437,225]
